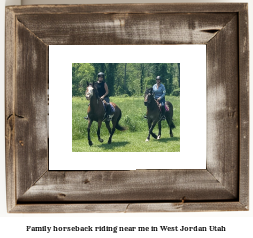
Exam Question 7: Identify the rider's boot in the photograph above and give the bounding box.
[103,102,112,121]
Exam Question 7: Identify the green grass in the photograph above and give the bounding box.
[72,96,180,152]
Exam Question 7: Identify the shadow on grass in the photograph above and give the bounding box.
[156,137,180,143]
[97,141,130,150]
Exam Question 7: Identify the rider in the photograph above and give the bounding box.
[84,72,111,121]
[153,76,166,120]
[96,72,111,121]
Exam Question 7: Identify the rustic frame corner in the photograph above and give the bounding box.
[5,3,249,213]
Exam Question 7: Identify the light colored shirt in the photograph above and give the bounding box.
[153,83,166,100]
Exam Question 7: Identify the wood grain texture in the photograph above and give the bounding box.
[238,4,249,208]
[18,170,236,202]
[16,13,235,45]
[5,7,17,212]
[125,202,248,213]
[7,3,246,15]
[10,202,247,213]
[15,20,48,200]
[206,16,239,198]
[5,3,249,213]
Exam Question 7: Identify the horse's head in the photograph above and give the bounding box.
[144,87,154,106]
[85,82,98,100]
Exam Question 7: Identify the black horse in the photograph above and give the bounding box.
[144,87,175,142]
[85,82,127,146]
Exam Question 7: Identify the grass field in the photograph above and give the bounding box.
[72,96,180,152]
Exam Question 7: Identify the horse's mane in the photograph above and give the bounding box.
[145,87,153,95]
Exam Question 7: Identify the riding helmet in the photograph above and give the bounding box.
[98,72,104,78]
[156,76,161,81]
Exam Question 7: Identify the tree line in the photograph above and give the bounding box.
[72,63,180,97]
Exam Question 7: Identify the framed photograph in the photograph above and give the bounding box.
[50,45,206,170]
[5,3,249,212]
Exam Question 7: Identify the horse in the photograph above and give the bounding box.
[85,82,127,146]
[144,87,175,142]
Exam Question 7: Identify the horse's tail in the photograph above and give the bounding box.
[166,101,176,129]
[115,109,127,131]
[170,121,176,129]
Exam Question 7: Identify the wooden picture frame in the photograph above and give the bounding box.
[5,3,249,213]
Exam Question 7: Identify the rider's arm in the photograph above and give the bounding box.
[102,82,109,98]
[158,85,166,100]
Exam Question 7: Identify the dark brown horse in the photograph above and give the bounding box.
[144,87,175,142]
[85,82,127,146]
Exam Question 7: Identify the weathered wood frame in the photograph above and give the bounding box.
[5,4,249,213]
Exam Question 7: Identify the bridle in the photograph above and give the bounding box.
[145,90,160,108]
[145,89,155,103]
[86,85,103,105]
[85,85,94,100]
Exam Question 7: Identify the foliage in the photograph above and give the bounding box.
[72,63,95,96]
[172,88,180,96]
[72,63,180,97]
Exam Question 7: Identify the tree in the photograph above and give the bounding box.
[91,63,106,79]
[72,63,95,96]
[124,63,127,92]
[178,63,180,88]
[140,64,145,94]
[72,63,80,96]
[72,63,180,97]
[167,64,175,95]
[157,63,168,92]
[106,63,118,96]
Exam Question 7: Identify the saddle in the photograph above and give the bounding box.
[158,104,170,112]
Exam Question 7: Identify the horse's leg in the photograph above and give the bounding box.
[157,120,161,139]
[97,120,103,143]
[146,119,157,141]
[166,114,173,137]
[87,119,93,146]
[108,127,115,144]
[150,128,158,139]
[108,119,116,144]
[105,121,112,134]
[150,120,158,139]
[145,119,152,142]
[169,124,173,137]
[105,121,112,144]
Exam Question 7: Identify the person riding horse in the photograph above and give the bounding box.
[144,76,166,120]
[84,72,111,121]
[153,76,166,120]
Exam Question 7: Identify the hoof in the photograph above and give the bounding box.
[170,133,173,138]
[108,140,111,144]
[145,139,149,142]
[88,141,93,146]
[98,138,103,143]
[157,135,161,140]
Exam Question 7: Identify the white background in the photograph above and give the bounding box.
[1,0,252,237]
[49,45,206,170]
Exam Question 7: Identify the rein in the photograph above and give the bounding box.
[151,94,160,108]
[150,96,163,122]
[92,89,106,112]
[86,85,103,108]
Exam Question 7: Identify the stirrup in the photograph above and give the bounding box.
[102,114,107,122]
[84,115,88,120]
[107,115,114,121]
[160,115,166,120]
